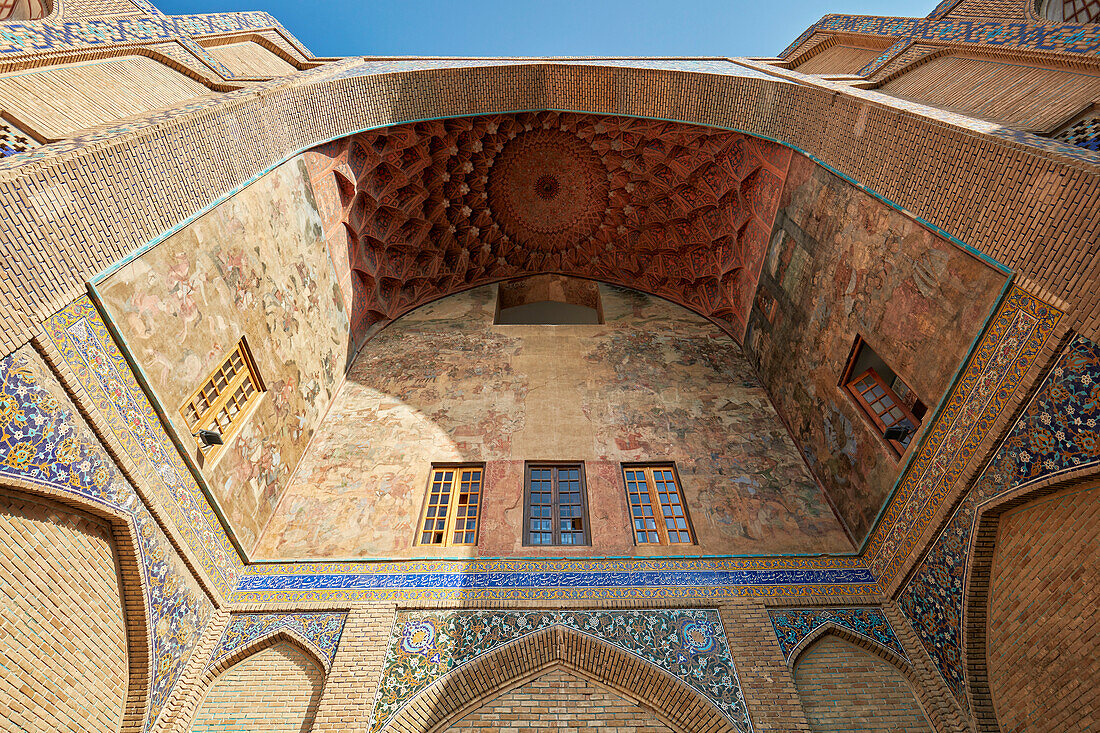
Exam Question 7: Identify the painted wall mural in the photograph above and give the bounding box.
[44,296,241,596]
[767,607,908,664]
[369,609,752,733]
[207,612,347,671]
[866,287,1061,584]
[254,283,852,560]
[745,153,1008,542]
[0,346,213,730]
[899,334,1100,705]
[96,156,350,553]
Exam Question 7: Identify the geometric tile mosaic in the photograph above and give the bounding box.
[767,607,908,664]
[207,612,347,671]
[44,297,242,597]
[369,609,752,733]
[0,347,213,731]
[899,334,1100,705]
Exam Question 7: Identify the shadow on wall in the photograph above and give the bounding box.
[252,280,853,560]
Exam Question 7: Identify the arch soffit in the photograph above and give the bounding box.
[382,623,738,733]
[0,478,154,731]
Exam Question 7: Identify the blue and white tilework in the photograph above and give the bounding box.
[208,612,347,671]
[899,335,1100,706]
[0,346,213,730]
[781,14,1100,59]
[232,558,879,604]
[369,609,752,733]
[44,298,241,597]
[768,607,908,664]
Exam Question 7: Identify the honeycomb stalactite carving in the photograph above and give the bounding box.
[308,112,791,343]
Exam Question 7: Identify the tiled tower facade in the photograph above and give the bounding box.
[0,0,1097,731]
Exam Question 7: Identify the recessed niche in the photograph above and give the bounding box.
[494,275,603,325]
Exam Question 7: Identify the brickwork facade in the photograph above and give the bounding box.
[0,0,1097,731]
[985,483,1100,732]
[188,641,325,732]
[793,634,933,732]
[0,491,129,733]
[443,669,674,733]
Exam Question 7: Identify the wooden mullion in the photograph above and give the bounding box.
[202,366,250,431]
[551,467,561,546]
[644,468,671,545]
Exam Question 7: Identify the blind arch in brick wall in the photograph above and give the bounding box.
[0,481,152,733]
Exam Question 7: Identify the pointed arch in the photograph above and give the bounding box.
[962,469,1100,732]
[188,631,327,733]
[791,629,935,733]
[201,627,332,685]
[786,620,914,677]
[0,480,152,732]
[381,624,740,733]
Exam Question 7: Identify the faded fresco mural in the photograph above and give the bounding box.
[97,156,350,553]
[254,282,851,559]
[744,154,1008,542]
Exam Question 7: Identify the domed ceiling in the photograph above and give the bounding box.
[305,111,792,343]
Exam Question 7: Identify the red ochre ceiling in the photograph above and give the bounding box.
[304,112,791,344]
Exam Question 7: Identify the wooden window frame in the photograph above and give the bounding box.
[840,336,920,457]
[415,463,484,548]
[622,463,695,546]
[522,462,591,547]
[179,337,265,465]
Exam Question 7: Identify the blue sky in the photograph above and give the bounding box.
[155,0,935,58]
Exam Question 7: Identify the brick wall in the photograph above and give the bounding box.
[0,491,129,733]
[792,634,932,732]
[188,642,324,733]
[444,668,673,732]
[986,483,1100,732]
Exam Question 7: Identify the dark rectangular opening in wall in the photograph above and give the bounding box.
[494,275,603,325]
[841,336,927,457]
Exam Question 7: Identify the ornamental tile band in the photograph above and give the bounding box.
[0,347,213,731]
[865,287,1061,585]
[899,334,1100,704]
[781,14,1100,59]
[767,607,908,664]
[207,612,347,671]
[368,609,752,733]
[44,297,241,596]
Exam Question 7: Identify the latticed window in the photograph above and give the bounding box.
[845,368,921,453]
[0,115,40,157]
[180,338,264,460]
[1052,111,1100,152]
[623,465,694,545]
[1041,0,1099,23]
[524,464,589,546]
[417,466,483,546]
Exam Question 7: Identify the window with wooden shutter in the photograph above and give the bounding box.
[841,336,925,457]
[180,337,264,462]
[622,464,694,545]
[523,463,590,546]
[417,465,483,547]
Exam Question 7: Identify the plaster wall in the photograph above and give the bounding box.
[255,282,851,559]
[97,156,350,553]
[745,154,1008,541]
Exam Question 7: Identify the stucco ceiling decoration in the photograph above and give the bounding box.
[310,111,791,343]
